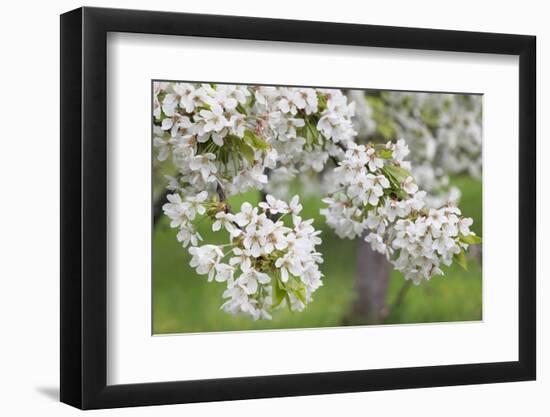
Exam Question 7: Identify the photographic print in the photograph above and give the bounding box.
[152,82,482,334]
[60,9,536,407]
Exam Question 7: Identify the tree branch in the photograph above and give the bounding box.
[216,181,228,209]
[153,189,170,226]
[387,279,413,315]
[216,180,245,231]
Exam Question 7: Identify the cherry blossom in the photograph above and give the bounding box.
[321,139,480,284]
[154,82,481,319]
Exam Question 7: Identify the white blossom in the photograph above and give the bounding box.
[365,148,384,172]
[259,194,289,215]
[212,211,239,237]
[322,139,479,284]
[189,245,223,280]
[153,82,480,320]
[189,153,218,181]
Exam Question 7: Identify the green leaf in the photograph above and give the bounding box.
[383,164,413,183]
[381,167,399,187]
[293,289,306,304]
[317,93,328,112]
[237,140,255,165]
[378,149,393,159]
[224,134,239,146]
[454,250,468,271]
[243,130,268,150]
[460,234,482,245]
[272,277,286,308]
[380,166,409,200]
[158,110,168,121]
[236,103,248,115]
[287,278,307,304]
[295,285,307,304]
[302,120,320,145]
[391,188,409,200]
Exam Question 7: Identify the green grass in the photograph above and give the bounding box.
[152,176,482,334]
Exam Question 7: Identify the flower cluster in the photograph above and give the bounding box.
[155,82,481,319]
[389,205,476,284]
[154,83,357,200]
[154,82,271,199]
[346,91,482,207]
[183,195,323,320]
[162,191,208,248]
[249,86,357,196]
[154,82,356,268]
[321,139,480,284]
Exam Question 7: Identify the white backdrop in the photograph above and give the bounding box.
[0,0,546,416]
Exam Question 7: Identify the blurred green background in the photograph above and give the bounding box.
[152,176,482,334]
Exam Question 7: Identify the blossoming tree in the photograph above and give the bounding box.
[153,82,481,321]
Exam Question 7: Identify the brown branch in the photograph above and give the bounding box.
[153,189,170,226]
[336,141,347,152]
[153,180,243,232]
[387,279,413,314]
[216,181,228,209]
[216,180,244,231]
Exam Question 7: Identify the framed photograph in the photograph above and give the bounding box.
[60,6,536,409]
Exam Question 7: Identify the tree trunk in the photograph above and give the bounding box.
[344,232,391,325]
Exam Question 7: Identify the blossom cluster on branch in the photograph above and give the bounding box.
[153,82,353,319]
[347,91,482,207]
[153,82,481,319]
[164,193,323,320]
[320,139,480,284]
[154,82,356,198]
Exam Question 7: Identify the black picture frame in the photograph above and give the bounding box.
[60,6,536,410]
